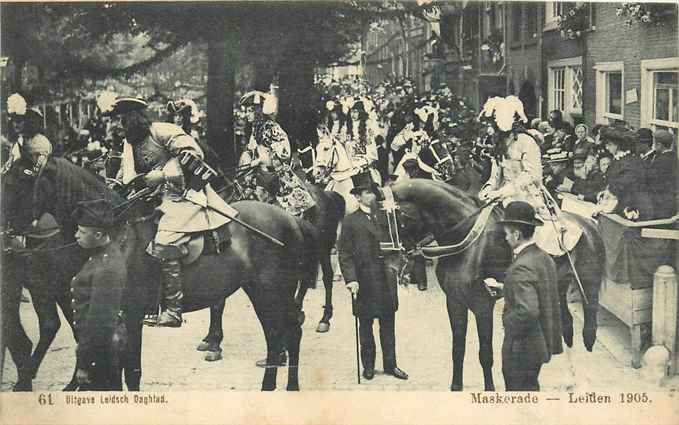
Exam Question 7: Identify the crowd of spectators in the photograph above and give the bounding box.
[526,109,676,221]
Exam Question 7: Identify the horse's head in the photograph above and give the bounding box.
[2,157,55,233]
[420,140,455,182]
[313,135,339,182]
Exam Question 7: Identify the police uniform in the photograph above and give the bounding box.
[71,201,126,391]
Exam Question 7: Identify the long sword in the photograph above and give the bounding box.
[203,203,286,247]
[541,188,589,305]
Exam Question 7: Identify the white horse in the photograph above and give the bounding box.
[311,127,381,214]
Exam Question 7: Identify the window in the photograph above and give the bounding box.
[552,68,566,111]
[526,3,538,39]
[594,62,624,123]
[641,57,679,133]
[607,72,623,116]
[548,57,583,120]
[544,2,563,30]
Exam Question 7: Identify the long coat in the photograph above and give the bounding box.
[502,244,563,370]
[338,209,398,318]
[646,150,677,219]
[71,242,126,371]
[606,154,654,220]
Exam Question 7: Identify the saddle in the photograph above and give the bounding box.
[147,220,232,266]
[534,214,583,257]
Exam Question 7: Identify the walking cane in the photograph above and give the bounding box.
[352,292,361,385]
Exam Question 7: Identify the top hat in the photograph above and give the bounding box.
[349,171,377,195]
[102,97,149,117]
[498,201,544,227]
[71,199,121,229]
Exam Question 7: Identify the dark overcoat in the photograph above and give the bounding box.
[71,242,126,371]
[606,155,655,219]
[646,151,677,219]
[338,209,398,318]
[502,244,563,371]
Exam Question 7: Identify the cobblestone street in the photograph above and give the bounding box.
[2,258,670,392]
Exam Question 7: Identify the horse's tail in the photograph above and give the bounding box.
[295,216,321,283]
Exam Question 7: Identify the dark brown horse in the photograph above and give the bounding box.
[382,179,603,391]
[3,157,313,391]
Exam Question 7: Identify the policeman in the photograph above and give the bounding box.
[71,199,127,391]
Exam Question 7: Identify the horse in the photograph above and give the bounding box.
[1,168,89,391]
[197,158,346,358]
[3,156,314,391]
[380,179,604,391]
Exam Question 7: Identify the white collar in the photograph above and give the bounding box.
[358,204,372,215]
[513,240,535,256]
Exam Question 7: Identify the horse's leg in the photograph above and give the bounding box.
[2,274,34,391]
[242,284,280,390]
[473,297,496,391]
[124,316,143,391]
[558,272,575,349]
[25,286,61,380]
[285,294,303,391]
[197,300,225,361]
[447,295,469,391]
[316,253,334,333]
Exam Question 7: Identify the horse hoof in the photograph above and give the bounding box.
[13,381,32,392]
[196,341,211,351]
[63,381,78,392]
[316,322,330,333]
[261,385,276,391]
[286,383,300,391]
[204,350,223,362]
[450,384,463,391]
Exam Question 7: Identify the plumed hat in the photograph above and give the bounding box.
[101,96,149,117]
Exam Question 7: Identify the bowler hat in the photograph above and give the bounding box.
[654,129,674,147]
[71,199,121,228]
[498,201,543,227]
[102,97,149,117]
[349,171,378,195]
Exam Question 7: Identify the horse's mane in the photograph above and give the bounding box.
[49,157,125,224]
[392,179,479,217]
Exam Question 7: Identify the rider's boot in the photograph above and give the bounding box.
[155,259,184,327]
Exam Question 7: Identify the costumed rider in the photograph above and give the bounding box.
[391,105,437,182]
[344,99,381,185]
[478,96,545,214]
[102,95,237,328]
[244,90,316,217]
[478,96,582,258]
[166,98,202,141]
[2,93,51,175]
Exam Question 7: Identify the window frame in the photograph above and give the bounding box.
[594,61,625,124]
[640,57,679,133]
[548,57,583,120]
[544,1,562,31]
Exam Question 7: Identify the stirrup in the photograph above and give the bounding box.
[154,310,182,328]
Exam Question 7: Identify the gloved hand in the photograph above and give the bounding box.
[346,281,359,295]
[144,169,166,187]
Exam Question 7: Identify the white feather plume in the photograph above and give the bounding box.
[7,93,27,116]
[97,91,118,114]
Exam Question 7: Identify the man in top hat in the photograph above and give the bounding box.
[102,96,237,327]
[338,172,408,381]
[71,199,127,391]
[498,201,562,391]
[646,129,677,218]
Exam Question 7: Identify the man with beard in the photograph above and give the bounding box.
[103,96,236,327]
